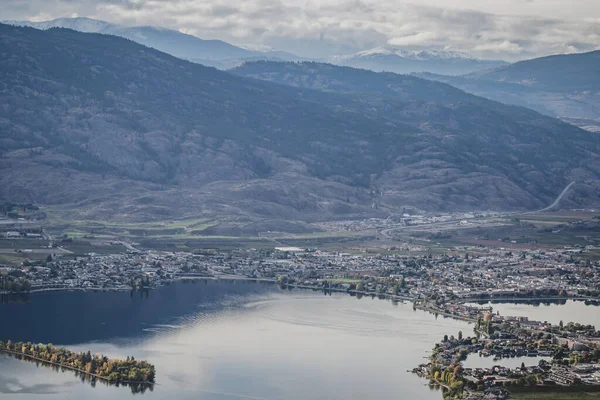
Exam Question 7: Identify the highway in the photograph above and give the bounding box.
[378,181,577,240]
[535,181,576,212]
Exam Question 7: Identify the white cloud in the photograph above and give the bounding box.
[2,0,600,60]
[388,32,440,47]
[29,12,55,23]
[473,40,524,55]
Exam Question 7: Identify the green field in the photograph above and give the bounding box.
[326,278,361,284]
[42,209,365,250]
[0,253,33,265]
[59,241,127,256]
[14,208,600,256]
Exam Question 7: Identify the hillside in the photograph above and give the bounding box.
[470,51,600,92]
[231,61,475,101]
[231,61,600,211]
[415,51,600,125]
[2,26,600,227]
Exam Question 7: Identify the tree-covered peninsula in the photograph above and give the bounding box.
[0,340,155,384]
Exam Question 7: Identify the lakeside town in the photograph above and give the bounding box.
[413,299,600,399]
[2,236,600,301]
[2,212,600,399]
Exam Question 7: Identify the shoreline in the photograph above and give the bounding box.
[0,349,154,387]
[0,276,278,295]
[2,277,598,307]
[413,304,477,323]
[4,276,600,399]
[456,296,596,303]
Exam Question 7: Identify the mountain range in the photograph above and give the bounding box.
[1,17,302,69]
[3,17,506,76]
[330,47,508,75]
[416,51,600,131]
[2,24,600,229]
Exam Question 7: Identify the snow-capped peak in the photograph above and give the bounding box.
[411,50,477,61]
[355,47,396,57]
[332,47,479,62]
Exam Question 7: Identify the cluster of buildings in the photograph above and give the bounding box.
[314,212,506,232]
[1,238,600,301]
[416,299,600,398]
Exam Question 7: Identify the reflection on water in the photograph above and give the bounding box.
[1,293,31,304]
[0,359,76,395]
[465,299,600,327]
[0,280,471,400]
[463,354,552,370]
[0,353,154,394]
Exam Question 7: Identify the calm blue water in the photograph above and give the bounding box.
[0,280,470,399]
[0,280,277,344]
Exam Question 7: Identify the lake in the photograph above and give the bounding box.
[463,354,552,370]
[465,299,600,327]
[0,280,471,400]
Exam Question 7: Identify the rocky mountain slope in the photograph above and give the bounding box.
[231,61,600,211]
[2,25,600,224]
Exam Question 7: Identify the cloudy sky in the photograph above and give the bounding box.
[3,0,600,60]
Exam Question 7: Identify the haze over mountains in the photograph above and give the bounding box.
[330,48,507,75]
[417,51,600,131]
[14,16,590,131]
[2,17,302,70]
[3,17,505,76]
[2,24,600,227]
